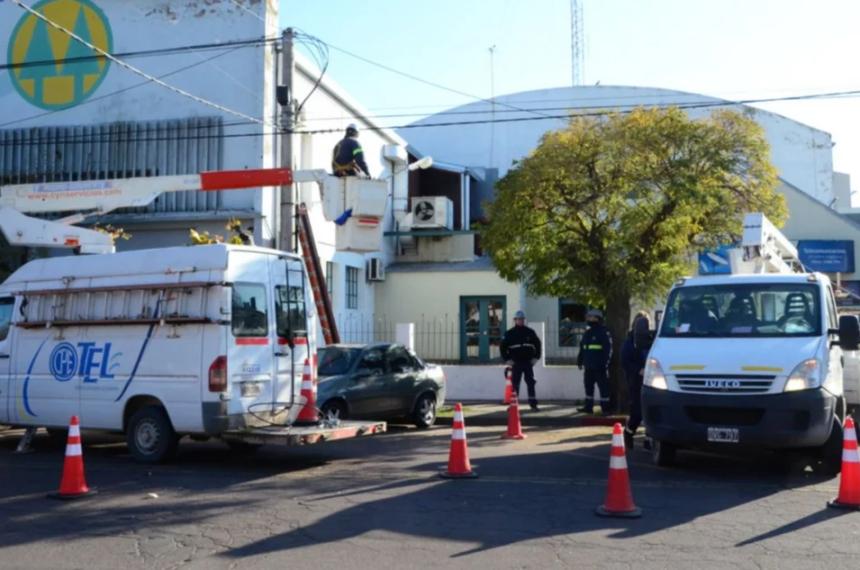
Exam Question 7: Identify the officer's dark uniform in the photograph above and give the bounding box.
[500,324,542,409]
[621,330,647,433]
[332,135,370,177]
[577,320,613,413]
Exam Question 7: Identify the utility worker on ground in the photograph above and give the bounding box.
[622,311,651,448]
[577,309,613,415]
[500,310,542,411]
[332,123,370,178]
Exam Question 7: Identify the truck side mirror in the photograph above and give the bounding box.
[839,315,860,350]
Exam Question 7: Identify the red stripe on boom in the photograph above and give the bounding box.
[200,168,292,191]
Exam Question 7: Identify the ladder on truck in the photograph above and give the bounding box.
[734,212,804,274]
[15,281,215,329]
[296,204,340,344]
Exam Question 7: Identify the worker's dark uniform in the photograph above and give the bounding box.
[332,136,370,177]
[621,331,648,432]
[577,323,613,413]
[500,325,542,408]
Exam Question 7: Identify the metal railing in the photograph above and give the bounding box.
[334,315,584,365]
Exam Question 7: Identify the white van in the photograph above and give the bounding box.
[0,244,384,462]
[642,271,860,469]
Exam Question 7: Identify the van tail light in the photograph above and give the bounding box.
[209,355,228,392]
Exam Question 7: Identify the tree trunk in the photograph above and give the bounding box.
[605,290,632,413]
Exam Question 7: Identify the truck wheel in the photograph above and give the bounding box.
[819,416,844,476]
[127,406,179,464]
[652,439,676,467]
[413,393,437,429]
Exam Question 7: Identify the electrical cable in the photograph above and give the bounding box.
[0,45,251,129]
[4,88,860,147]
[0,35,280,72]
[9,0,274,127]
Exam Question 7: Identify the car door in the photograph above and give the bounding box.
[346,346,394,417]
[0,297,13,423]
[385,344,419,413]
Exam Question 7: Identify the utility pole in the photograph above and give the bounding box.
[278,27,296,252]
[570,0,584,86]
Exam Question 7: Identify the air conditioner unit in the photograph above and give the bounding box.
[410,196,453,230]
[366,257,385,282]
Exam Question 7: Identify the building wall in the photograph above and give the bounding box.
[404,86,835,205]
[0,0,277,227]
[779,182,860,281]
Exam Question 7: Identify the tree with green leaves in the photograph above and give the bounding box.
[482,107,786,409]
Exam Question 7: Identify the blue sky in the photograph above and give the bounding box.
[283,0,860,192]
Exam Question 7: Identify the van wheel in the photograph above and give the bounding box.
[413,393,437,428]
[652,439,676,467]
[127,406,179,464]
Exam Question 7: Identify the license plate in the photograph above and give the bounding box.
[707,427,739,443]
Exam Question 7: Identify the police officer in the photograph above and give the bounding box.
[577,309,613,415]
[622,311,651,447]
[332,123,370,177]
[500,310,542,411]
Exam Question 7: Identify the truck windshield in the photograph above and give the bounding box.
[659,283,822,338]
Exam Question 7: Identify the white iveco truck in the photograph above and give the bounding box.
[642,213,860,470]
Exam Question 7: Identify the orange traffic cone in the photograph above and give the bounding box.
[440,403,478,479]
[48,416,96,500]
[828,416,860,510]
[595,422,641,518]
[503,367,514,405]
[502,394,526,440]
[295,359,319,424]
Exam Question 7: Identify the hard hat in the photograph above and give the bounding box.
[346,123,359,133]
[586,309,604,319]
[514,310,526,319]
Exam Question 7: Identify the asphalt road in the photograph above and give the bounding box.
[0,421,857,569]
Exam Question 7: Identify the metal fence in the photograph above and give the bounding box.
[0,116,224,213]
[335,315,583,365]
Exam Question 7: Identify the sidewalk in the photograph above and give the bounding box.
[437,401,627,428]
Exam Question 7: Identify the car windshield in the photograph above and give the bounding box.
[660,283,822,338]
[318,347,361,376]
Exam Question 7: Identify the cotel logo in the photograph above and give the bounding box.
[49,341,117,383]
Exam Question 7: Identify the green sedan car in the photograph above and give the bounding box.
[316,343,447,428]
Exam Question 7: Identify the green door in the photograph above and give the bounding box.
[460,297,506,363]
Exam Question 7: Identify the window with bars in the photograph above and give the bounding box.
[346,266,359,309]
[0,116,224,213]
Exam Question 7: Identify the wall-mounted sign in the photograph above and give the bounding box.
[797,240,855,274]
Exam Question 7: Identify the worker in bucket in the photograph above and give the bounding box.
[621,311,651,447]
[332,123,370,178]
[500,310,542,411]
[577,309,613,415]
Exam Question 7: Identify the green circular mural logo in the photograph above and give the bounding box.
[8,0,113,110]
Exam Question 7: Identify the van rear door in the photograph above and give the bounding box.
[228,265,277,421]
[272,257,309,413]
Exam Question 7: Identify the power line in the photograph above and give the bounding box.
[4,90,860,148]
[0,46,253,129]
[315,35,558,121]
[0,36,279,72]
[9,0,274,128]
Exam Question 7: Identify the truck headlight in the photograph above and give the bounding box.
[644,358,668,390]
[784,359,820,392]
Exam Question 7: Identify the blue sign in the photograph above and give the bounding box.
[797,240,855,273]
[698,245,733,275]
[49,341,117,383]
